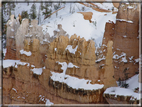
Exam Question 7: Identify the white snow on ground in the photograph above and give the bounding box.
[3,60,20,68]
[96,56,105,63]
[93,2,115,10]
[104,87,140,100]
[121,56,127,63]
[56,61,67,74]
[67,62,79,68]
[65,45,78,54]
[51,61,104,90]
[124,74,139,91]
[30,68,43,75]
[31,65,35,68]
[104,74,141,100]
[3,48,7,57]
[113,52,126,60]
[50,71,104,90]
[42,3,117,47]
[135,58,139,63]
[45,99,54,106]
[127,6,134,9]
[15,61,30,68]
[39,95,54,105]
[20,49,32,56]
[3,2,117,47]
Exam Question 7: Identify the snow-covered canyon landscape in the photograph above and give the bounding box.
[1,0,141,106]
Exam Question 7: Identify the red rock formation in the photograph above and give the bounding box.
[5,15,20,60]
[102,3,139,81]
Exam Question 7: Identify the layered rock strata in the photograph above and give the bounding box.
[102,3,139,81]
[3,34,117,104]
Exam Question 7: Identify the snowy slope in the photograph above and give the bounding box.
[3,2,117,47]
[104,74,142,100]
[42,3,117,46]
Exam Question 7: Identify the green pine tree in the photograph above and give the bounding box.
[21,11,29,19]
[30,4,37,19]
[42,3,52,18]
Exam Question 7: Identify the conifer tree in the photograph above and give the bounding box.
[42,3,52,18]
[30,3,37,19]
[21,11,29,19]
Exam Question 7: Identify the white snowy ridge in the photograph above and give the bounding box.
[3,60,20,68]
[31,68,43,75]
[50,71,104,90]
[67,62,79,68]
[16,61,30,68]
[104,87,140,100]
[51,61,103,90]
[20,49,32,56]
[104,74,141,101]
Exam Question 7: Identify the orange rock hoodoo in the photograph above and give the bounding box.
[3,2,140,105]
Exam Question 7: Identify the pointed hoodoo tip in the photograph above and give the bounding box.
[31,19,38,26]
[58,24,62,29]
[107,41,113,47]
[10,14,15,20]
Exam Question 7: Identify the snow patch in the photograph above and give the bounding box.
[11,28,14,32]
[104,87,140,100]
[31,65,35,68]
[67,62,79,68]
[50,71,104,90]
[31,68,43,75]
[20,49,32,56]
[54,48,57,51]
[65,45,78,54]
[135,58,139,63]
[123,35,127,38]
[96,56,105,63]
[39,95,54,106]
[127,6,134,9]
[113,52,127,60]
[3,60,20,68]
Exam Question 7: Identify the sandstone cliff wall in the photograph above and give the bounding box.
[4,36,117,104]
[102,3,139,81]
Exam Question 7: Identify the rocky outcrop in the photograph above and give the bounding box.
[102,3,139,81]
[103,41,117,89]
[78,12,93,22]
[103,93,139,104]
[20,39,43,68]
[50,24,69,42]
[3,31,120,104]
[5,16,51,60]
[5,15,20,59]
